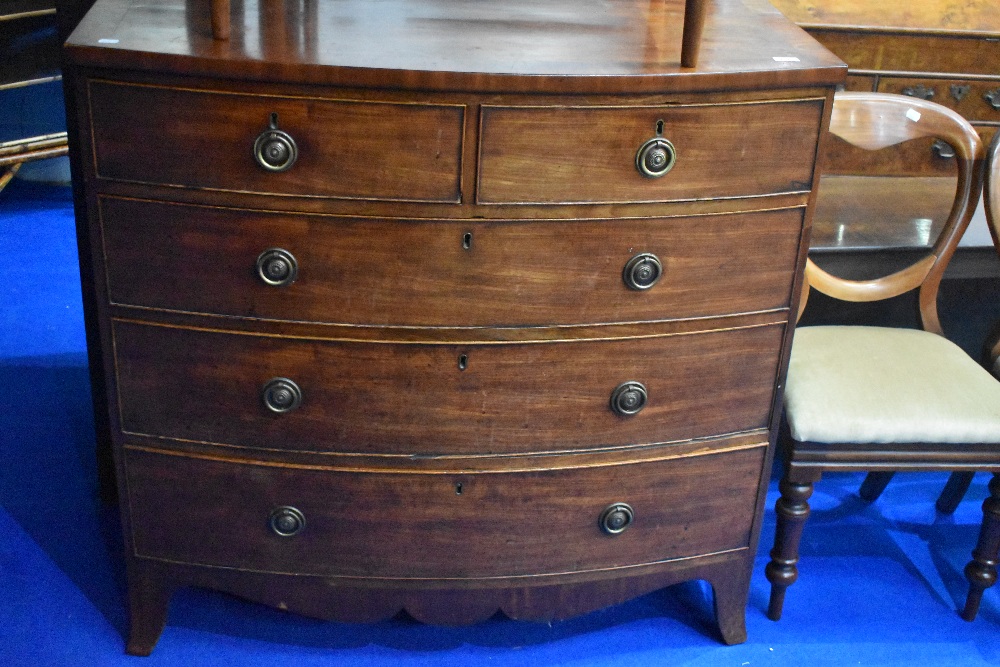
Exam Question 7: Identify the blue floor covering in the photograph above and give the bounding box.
[2,179,999,665]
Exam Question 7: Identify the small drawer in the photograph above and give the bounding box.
[113,320,785,455]
[476,99,823,203]
[99,197,803,327]
[877,77,1000,123]
[87,81,464,202]
[125,446,765,577]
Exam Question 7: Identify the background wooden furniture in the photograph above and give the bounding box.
[0,0,69,191]
[765,92,1000,623]
[64,0,844,655]
[771,0,999,253]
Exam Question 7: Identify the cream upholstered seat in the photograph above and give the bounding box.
[764,91,1000,624]
[785,326,1000,445]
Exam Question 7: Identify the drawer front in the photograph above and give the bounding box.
[125,446,765,577]
[806,30,1000,78]
[477,100,823,203]
[100,197,803,326]
[113,321,785,455]
[877,77,1000,124]
[87,81,464,202]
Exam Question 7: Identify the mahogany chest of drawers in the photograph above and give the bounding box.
[64,0,844,655]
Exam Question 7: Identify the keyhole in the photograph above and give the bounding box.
[462,232,473,250]
[269,112,279,129]
[455,482,463,495]
[655,119,664,135]
[458,354,468,371]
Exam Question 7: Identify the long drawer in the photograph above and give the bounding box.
[86,80,465,202]
[477,99,824,203]
[99,197,803,327]
[125,446,765,578]
[112,320,785,455]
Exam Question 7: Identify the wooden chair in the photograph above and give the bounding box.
[765,91,1000,623]
[913,129,1000,515]
[205,0,710,67]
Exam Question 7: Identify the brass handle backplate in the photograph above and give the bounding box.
[254,113,298,171]
[635,137,677,178]
[623,253,663,290]
[599,503,634,535]
[985,89,1000,111]
[901,84,935,101]
[610,381,647,417]
[262,377,302,413]
[256,248,298,287]
[269,506,306,537]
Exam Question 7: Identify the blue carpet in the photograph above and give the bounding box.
[2,178,999,665]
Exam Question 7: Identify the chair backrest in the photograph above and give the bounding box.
[988,130,999,252]
[799,91,985,335]
[986,131,1000,375]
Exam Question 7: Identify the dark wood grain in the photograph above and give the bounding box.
[99,197,803,327]
[112,320,785,455]
[478,100,823,204]
[124,445,764,577]
[87,80,465,202]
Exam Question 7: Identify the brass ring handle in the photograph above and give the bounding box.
[262,377,302,413]
[599,503,634,535]
[623,253,663,290]
[269,506,306,537]
[610,381,647,417]
[254,119,298,172]
[635,138,677,178]
[256,248,298,287]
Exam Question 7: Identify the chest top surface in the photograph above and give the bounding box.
[65,0,844,92]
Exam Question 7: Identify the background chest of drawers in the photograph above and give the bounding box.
[64,0,844,655]
[771,0,999,252]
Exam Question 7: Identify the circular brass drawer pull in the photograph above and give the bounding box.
[269,506,306,537]
[254,115,298,172]
[256,248,298,287]
[610,381,647,416]
[599,503,634,535]
[635,137,676,178]
[623,253,663,290]
[262,377,302,413]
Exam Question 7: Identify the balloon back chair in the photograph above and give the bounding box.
[910,129,1000,517]
[765,92,1000,623]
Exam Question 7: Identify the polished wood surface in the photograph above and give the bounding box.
[100,197,804,326]
[64,0,844,654]
[65,0,844,92]
[477,100,823,203]
[125,445,764,577]
[809,176,954,250]
[769,0,999,34]
[112,320,785,455]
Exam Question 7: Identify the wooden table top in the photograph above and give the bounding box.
[65,0,844,92]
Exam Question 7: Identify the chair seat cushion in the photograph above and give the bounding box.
[784,326,1000,444]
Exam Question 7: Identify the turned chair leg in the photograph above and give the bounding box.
[859,471,895,503]
[962,473,1000,621]
[765,475,815,620]
[937,471,975,515]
